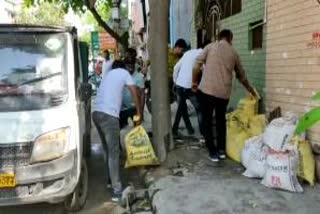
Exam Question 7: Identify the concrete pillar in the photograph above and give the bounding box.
[148,0,172,162]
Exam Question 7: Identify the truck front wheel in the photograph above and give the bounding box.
[64,158,88,212]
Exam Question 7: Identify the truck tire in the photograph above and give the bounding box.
[64,158,88,212]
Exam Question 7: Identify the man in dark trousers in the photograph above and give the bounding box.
[192,29,256,162]
[172,42,208,139]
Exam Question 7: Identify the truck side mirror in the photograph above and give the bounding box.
[80,83,92,101]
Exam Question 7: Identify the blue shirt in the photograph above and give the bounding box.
[122,71,145,110]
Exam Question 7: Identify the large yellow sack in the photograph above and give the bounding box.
[227,112,247,131]
[226,116,265,163]
[297,140,315,185]
[248,115,267,136]
[226,116,250,162]
[227,110,250,128]
[227,96,263,163]
[237,96,258,117]
[227,128,250,162]
[125,126,159,168]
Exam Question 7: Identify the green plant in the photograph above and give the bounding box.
[295,92,320,134]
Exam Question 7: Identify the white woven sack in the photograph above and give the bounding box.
[243,145,269,178]
[241,135,263,169]
[261,150,303,193]
[263,117,296,151]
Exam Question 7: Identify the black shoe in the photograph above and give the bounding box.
[208,154,220,162]
[198,138,205,144]
[218,151,226,160]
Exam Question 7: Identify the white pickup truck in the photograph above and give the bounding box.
[0,24,92,212]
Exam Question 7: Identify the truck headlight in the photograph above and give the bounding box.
[31,127,70,163]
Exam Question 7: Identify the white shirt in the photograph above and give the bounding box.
[173,49,203,89]
[94,68,134,118]
[102,59,113,76]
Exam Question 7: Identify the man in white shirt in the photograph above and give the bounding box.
[92,60,141,202]
[172,47,204,137]
[101,50,113,75]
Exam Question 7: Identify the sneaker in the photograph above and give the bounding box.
[209,154,220,162]
[198,138,205,144]
[218,151,226,160]
[111,190,122,203]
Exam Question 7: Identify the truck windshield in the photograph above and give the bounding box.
[0,32,69,111]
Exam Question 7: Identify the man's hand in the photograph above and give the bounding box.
[240,78,258,98]
[248,85,258,98]
[128,85,142,125]
[191,83,198,93]
[133,115,142,127]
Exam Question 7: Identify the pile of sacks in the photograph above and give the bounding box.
[226,96,266,162]
[241,113,316,193]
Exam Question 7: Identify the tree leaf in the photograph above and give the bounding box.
[23,0,126,47]
[295,107,320,134]
[17,2,66,26]
[312,91,320,101]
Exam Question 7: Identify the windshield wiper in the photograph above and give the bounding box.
[19,72,62,86]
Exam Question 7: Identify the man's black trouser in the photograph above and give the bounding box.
[198,91,229,156]
[119,107,136,129]
[173,86,203,135]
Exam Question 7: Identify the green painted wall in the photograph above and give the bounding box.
[220,0,266,110]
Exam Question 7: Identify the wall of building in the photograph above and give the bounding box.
[220,0,266,108]
[170,0,194,46]
[129,0,144,33]
[266,0,320,145]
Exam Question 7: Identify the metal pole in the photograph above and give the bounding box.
[141,0,147,28]
[148,0,171,162]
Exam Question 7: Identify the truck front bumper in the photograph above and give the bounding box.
[0,150,78,206]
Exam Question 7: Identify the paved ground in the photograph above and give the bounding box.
[149,143,320,214]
